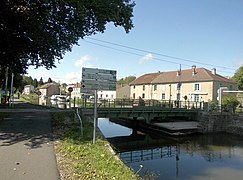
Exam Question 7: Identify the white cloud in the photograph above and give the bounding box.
[139,53,154,64]
[74,55,93,68]
[64,72,81,84]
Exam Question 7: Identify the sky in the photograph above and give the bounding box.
[27,0,243,84]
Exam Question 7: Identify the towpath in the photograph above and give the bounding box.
[0,100,60,180]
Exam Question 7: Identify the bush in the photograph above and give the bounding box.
[222,96,239,112]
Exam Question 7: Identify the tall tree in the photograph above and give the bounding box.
[0,0,135,74]
[39,77,44,86]
[47,77,52,83]
[233,66,243,90]
[33,78,38,88]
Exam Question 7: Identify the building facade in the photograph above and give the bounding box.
[97,90,116,100]
[70,83,82,98]
[130,66,237,103]
[39,83,60,97]
[23,85,34,95]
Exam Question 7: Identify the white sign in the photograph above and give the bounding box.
[81,67,116,93]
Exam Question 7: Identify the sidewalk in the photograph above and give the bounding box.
[0,100,60,180]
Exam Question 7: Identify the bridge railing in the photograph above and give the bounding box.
[82,98,206,110]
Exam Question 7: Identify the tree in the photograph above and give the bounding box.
[22,76,34,86]
[117,76,136,84]
[33,78,38,88]
[47,77,52,83]
[39,77,44,86]
[222,95,239,112]
[233,66,243,90]
[0,0,135,74]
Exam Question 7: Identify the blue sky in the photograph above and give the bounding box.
[27,0,243,84]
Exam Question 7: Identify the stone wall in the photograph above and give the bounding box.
[198,112,243,136]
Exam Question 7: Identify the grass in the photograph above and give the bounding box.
[51,111,140,180]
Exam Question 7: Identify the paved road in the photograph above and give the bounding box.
[0,101,60,180]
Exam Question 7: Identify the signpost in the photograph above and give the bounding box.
[81,67,117,144]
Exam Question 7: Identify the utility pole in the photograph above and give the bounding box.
[9,73,14,107]
[5,67,9,104]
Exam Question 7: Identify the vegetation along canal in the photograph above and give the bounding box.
[98,118,243,180]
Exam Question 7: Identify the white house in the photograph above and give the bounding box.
[23,85,34,95]
[97,90,116,100]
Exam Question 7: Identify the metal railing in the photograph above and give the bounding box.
[81,99,206,110]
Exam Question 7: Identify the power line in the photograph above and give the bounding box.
[84,40,188,66]
[83,40,235,74]
[86,37,236,72]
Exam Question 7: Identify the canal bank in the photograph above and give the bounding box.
[52,112,140,180]
[198,112,243,136]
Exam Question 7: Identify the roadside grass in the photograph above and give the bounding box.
[52,111,140,180]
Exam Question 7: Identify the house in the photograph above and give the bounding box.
[97,90,116,100]
[23,85,34,95]
[116,84,131,99]
[39,83,60,97]
[71,83,82,98]
[130,66,237,103]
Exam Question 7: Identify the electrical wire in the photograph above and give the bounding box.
[83,39,235,75]
[86,37,236,72]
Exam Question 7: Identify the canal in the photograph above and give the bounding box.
[98,118,243,180]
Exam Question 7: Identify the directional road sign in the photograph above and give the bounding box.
[81,67,116,93]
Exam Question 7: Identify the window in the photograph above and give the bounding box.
[177,82,181,90]
[162,85,166,91]
[143,85,145,91]
[229,84,233,91]
[133,93,135,99]
[142,93,145,98]
[194,94,199,102]
[133,85,136,89]
[194,84,200,90]
[106,94,108,98]
[154,84,157,91]
[162,93,165,100]
[177,93,180,100]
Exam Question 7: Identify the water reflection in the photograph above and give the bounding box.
[98,118,243,180]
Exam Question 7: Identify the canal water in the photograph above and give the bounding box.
[98,118,243,180]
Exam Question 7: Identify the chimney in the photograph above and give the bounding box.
[212,68,216,75]
[192,65,196,75]
[177,70,181,76]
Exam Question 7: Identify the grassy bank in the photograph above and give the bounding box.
[52,111,140,180]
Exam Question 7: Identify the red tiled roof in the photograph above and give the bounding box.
[130,68,235,85]
[129,72,162,85]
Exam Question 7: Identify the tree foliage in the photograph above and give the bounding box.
[39,77,44,86]
[117,76,136,84]
[233,66,243,90]
[47,77,52,83]
[222,95,239,111]
[0,0,135,74]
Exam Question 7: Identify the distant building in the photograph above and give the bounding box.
[23,85,34,95]
[71,83,82,98]
[130,66,237,102]
[39,83,60,97]
[116,84,131,99]
[97,90,116,100]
